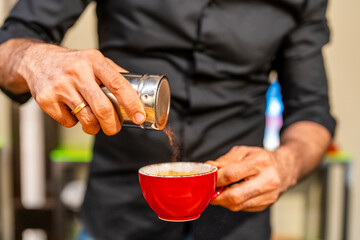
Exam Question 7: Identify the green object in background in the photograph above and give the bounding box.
[0,139,2,149]
[50,148,92,163]
[325,151,352,163]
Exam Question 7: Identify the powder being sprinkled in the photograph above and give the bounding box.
[163,125,182,162]
[164,125,175,146]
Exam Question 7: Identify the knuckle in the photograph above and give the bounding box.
[258,206,267,211]
[239,146,249,151]
[227,191,240,206]
[242,202,254,210]
[82,49,102,60]
[261,159,270,167]
[109,74,127,92]
[259,153,272,166]
[269,175,281,189]
[231,146,240,151]
[269,194,279,204]
[35,91,52,106]
[83,124,100,135]
[223,168,238,184]
[251,187,262,198]
[74,59,90,71]
[103,127,120,136]
[246,160,257,173]
[82,113,98,127]
[61,118,77,128]
[102,121,121,136]
[249,206,267,212]
[91,103,122,136]
[229,205,241,212]
[231,146,245,153]
[94,104,114,120]
[49,110,77,128]
[34,94,45,106]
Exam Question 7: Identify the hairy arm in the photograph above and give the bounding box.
[208,121,331,212]
[0,38,34,94]
[274,121,331,191]
[0,38,146,135]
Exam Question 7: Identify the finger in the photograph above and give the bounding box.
[242,206,268,212]
[216,161,258,187]
[73,67,121,136]
[57,103,78,127]
[48,103,79,128]
[237,191,279,212]
[35,91,78,128]
[64,92,101,135]
[52,79,101,135]
[211,172,276,210]
[207,146,253,169]
[211,185,274,212]
[88,50,146,124]
[105,58,128,73]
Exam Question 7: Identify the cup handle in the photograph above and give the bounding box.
[211,187,224,201]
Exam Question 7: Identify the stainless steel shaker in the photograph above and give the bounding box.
[102,73,170,130]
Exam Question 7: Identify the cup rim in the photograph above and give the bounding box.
[138,162,218,178]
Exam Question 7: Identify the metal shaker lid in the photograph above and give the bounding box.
[154,76,170,130]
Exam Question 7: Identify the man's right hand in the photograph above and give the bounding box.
[0,38,146,135]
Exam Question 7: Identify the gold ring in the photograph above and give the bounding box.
[71,102,88,115]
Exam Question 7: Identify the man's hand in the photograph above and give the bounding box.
[206,146,292,212]
[207,121,331,212]
[0,39,146,135]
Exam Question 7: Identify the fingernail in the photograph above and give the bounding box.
[134,112,145,124]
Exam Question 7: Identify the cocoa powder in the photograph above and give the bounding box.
[163,125,181,162]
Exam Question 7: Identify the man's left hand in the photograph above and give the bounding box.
[207,146,295,212]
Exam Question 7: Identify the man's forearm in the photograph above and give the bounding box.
[274,121,332,191]
[0,37,146,135]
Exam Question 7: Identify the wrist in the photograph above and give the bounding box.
[0,38,41,94]
[17,39,45,82]
[273,145,299,190]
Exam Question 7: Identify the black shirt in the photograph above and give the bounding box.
[0,0,336,239]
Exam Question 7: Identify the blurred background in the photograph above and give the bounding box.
[0,0,359,240]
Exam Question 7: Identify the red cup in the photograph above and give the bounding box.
[138,162,223,222]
